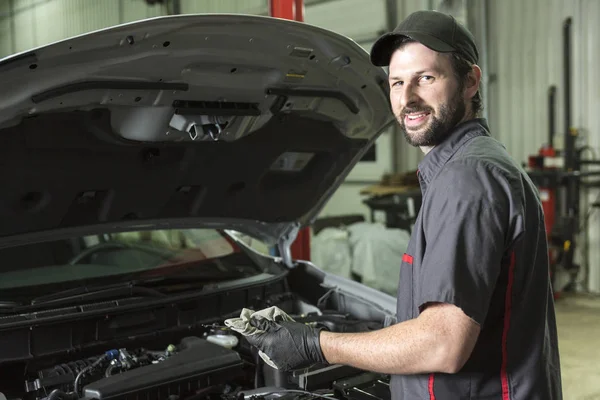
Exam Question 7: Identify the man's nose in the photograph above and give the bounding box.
[399,83,420,109]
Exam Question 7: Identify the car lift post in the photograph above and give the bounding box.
[269,0,304,22]
[268,0,311,262]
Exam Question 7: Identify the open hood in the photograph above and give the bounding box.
[0,14,394,251]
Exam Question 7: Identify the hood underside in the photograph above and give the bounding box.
[0,14,394,248]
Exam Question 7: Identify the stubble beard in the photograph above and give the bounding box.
[398,89,468,148]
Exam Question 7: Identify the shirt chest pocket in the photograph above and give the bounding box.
[396,252,415,321]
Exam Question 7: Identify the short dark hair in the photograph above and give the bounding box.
[389,37,483,117]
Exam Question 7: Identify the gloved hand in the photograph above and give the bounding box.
[244,318,328,371]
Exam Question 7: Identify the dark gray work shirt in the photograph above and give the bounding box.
[390,119,562,400]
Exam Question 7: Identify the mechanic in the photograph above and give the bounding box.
[245,10,562,400]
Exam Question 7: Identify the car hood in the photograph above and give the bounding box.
[0,13,394,252]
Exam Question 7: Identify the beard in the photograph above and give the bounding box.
[397,88,467,148]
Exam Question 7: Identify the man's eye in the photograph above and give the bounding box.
[420,76,434,83]
[392,81,403,87]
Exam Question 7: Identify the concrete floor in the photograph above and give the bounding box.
[555,293,600,399]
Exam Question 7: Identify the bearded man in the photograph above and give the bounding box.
[244,10,563,400]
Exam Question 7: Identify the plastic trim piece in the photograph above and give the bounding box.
[31,81,189,103]
[265,86,360,114]
[173,99,261,116]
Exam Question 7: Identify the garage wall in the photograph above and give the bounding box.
[487,0,573,164]
[0,0,166,57]
[573,0,600,294]
[180,0,266,15]
[487,0,600,293]
[580,0,600,293]
[0,0,271,58]
[0,1,11,55]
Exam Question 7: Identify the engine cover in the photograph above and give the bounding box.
[82,337,243,400]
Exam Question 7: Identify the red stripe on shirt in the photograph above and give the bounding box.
[428,373,436,399]
[501,251,516,400]
[402,253,413,264]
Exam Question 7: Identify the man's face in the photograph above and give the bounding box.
[388,42,468,148]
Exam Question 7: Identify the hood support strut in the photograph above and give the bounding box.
[277,223,300,268]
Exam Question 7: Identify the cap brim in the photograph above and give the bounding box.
[370,31,456,67]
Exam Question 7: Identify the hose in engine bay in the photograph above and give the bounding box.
[46,389,79,400]
[73,349,119,396]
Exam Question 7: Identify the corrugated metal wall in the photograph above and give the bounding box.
[487,0,568,163]
[180,0,266,15]
[487,0,600,293]
[578,0,600,293]
[0,0,168,57]
[305,0,386,43]
[0,0,270,58]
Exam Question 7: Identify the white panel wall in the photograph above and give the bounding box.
[0,0,269,58]
[487,0,577,165]
[180,0,267,15]
[0,0,170,58]
[304,0,387,42]
[0,1,13,55]
[578,0,600,293]
[487,0,600,292]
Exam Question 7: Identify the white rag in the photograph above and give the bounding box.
[224,306,294,369]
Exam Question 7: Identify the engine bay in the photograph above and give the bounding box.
[0,294,392,400]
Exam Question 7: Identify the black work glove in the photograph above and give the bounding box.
[245,318,328,371]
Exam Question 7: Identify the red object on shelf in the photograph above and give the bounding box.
[269,0,309,261]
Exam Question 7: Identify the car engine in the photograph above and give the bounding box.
[3,312,391,400]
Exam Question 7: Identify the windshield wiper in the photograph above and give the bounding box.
[29,281,167,308]
[0,282,167,315]
[2,264,252,314]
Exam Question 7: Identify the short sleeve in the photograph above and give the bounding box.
[417,162,508,325]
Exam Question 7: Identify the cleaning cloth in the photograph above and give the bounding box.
[224,306,294,369]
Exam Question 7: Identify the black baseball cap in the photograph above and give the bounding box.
[370,10,479,67]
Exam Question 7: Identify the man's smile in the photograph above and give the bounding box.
[404,111,431,128]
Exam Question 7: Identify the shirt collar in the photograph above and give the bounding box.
[417,118,490,188]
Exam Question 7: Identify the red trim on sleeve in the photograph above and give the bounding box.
[501,251,516,400]
[402,253,413,264]
[428,373,436,399]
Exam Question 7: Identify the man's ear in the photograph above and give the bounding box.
[465,64,482,100]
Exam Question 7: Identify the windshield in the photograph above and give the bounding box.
[0,229,264,294]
